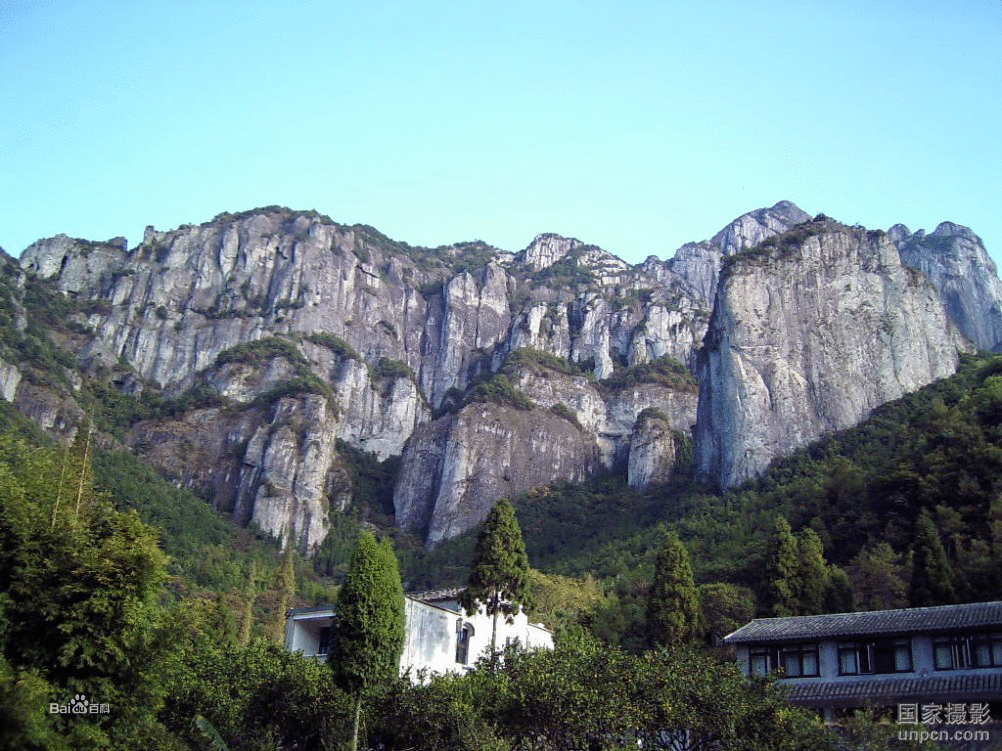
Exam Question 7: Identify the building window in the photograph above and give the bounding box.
[749,646,778,677]
[837,638,912,675]
[318,626,333,656]
[934,633,1002,670]
[971,633,1002,667]
[749,644,818,678]
[456,622,474,665]
[780,643,820,677]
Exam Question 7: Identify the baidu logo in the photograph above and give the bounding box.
[49,694,110,715]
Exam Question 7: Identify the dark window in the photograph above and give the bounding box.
[971,633,1002,668]
[749,646,778,677]
[749,644,818,678]
[780,643,820,677]
[838,638,912,675]
[934,633,1002,670]
[456,623,473,664]
[318,626,333,656]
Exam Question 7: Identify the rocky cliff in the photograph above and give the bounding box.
[6,202,997,548]
[12,208,709,547]
[891,222,1002,353]
[694,218,971,488]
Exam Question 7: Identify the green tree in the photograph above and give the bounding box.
[0,431,171,747]
[764,516,800,616]
[239,559,257,647]
[646,531,702,647]
[329,530,405,751]
[272,527,296,645]
[460,498,532,657]
[823,565,855,613]
[794,528,828,615]
[697,583,756,644]
[909,508,957,606]
[162,639,355,751]
[848,542,909,611]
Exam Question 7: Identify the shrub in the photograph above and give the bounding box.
[371,357,416,383]
[549,402,583,430]
[464,374,533,411]
[215,337,303,368]
[502,348,587,379]
[600,355,697,393]
[305,332,359,361]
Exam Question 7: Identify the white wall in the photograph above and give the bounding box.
[286,597,553,681]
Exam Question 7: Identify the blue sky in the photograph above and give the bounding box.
[2,0,1000,267]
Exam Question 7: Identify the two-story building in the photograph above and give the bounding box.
[724,601,1002,722]
[285,588,553,679]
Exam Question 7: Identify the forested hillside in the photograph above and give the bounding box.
[406,352,1002,647]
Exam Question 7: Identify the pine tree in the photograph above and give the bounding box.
[794,528,828,615]
[764,516,800,616]
[239,559,257,647]
[848,541,909,611]
[645,531,702,647]
[329,530,405,751]
[272,527,296,645]
[823,565,854,613]
[909,508,957,607]
[460,498,532,658]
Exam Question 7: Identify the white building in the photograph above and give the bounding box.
[285,588,553,678]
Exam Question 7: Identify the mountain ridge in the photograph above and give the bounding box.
[4,201,999,549]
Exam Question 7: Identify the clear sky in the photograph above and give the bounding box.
[2,0,1000,268]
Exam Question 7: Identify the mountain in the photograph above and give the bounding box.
[694,217,969,488]
[890,221,1002,352]
[6,202,999,550]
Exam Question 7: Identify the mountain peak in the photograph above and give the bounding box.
[710,201,811,256]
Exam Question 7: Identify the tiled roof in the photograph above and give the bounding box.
[408,587,463,603]
[287,589,465,619]
[782,671,1002,707]
[724,601,1002,644]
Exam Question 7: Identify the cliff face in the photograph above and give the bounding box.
[395,403,603,546]
[891,222,1002,352]
[7,202,997,548]
[13,208,709,547]
[694,219,971,488]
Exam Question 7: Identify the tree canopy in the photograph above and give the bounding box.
[460,498,532,655]
[645,531,702,647]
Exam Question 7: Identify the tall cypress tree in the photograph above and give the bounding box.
[910,508,957,607]
[764,516,800,616]
[646,531,702,647]
[272,526,296,645]
[794,528,828,616]
[329,531,405,751]
[460,498,531,657]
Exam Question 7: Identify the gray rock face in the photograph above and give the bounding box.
[125,393,346,552]
[13,201,994,548]
[0,356,22,403]
[512,364,698,470]
[517,234,583,271]
[393,356,698,545]
[710,201,813,257]
[695,221,970,488]
[665,201,812,307]
[394,402,603,546]
[627,410,678,490]
[892,222,1002,352]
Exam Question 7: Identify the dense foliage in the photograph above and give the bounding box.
[461,498,532,655]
